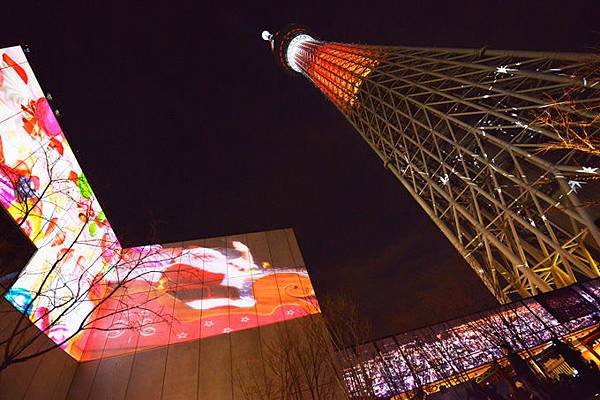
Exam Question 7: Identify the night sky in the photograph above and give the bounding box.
[3,1,598,337]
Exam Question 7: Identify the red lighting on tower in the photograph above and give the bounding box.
[268,25,380,110]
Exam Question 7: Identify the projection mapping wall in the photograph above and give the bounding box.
[0,46,319,361]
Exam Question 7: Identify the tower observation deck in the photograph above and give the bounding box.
[264,25,600,302]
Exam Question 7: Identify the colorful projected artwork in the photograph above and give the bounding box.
[0,46,319,361]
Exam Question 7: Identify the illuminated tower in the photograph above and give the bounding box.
[263,26,600,302]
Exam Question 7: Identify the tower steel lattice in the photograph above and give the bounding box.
[264,26,600,302]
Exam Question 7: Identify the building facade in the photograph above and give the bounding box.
[0,46,326,399]
[338,279,600,398]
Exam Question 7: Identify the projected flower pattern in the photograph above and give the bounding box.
[0,46,319,361]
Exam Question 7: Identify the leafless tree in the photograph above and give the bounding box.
[234,295,376,400]
[323,296,378,399]
[0,227,178,372]
[531,56,600,158]
[234,315,346,399]
[0,126,186,373]
[419,325,475,398]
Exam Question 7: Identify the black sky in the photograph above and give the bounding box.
[3,1,599,337]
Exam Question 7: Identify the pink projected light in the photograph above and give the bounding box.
[0,46,319,361]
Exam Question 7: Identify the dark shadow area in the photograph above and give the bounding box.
[0,210,36,294]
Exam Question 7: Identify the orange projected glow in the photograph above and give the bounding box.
[293,42,379,110]
[0,45,320,361]
[74,250,319,361]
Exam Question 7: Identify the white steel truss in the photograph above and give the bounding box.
[274,31,600,302]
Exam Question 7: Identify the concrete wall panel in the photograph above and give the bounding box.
[125,347,167,400]
[88,354,134,400]
[49,354,79,400]
[266,230,295,268]
[162,340,199,400]
[0,298,77,400]
[197,333,232,400]
[285,228,305,268]
[67,360,100,400]
[230,326,264,400]
[24,346,77,400]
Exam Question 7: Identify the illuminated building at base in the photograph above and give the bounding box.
[264,25,600,303]
[338,279,600,398]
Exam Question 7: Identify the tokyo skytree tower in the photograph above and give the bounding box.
[263,26,600,302]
